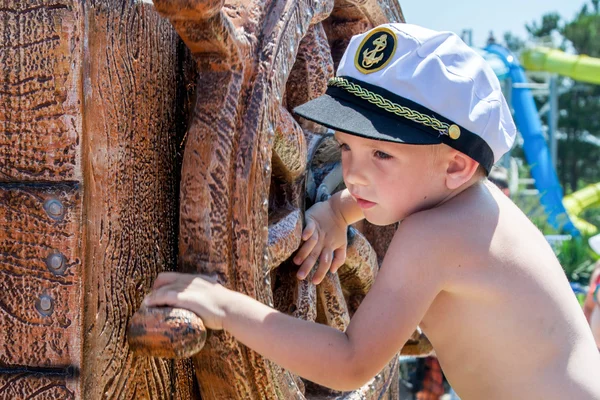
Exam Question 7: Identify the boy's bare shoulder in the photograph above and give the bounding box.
[397,182,504,264]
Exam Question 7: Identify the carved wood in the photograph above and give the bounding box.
[136,0,415,399]
[0,371,78,399]
[1,0,198,398]
[1,0,431,398]
[0,184,82,368]
[0,0,82,182]
[80,2,195,398]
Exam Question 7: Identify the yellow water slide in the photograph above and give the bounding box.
[521,47,600,235]
[522,47,600,85]
[563,184,600,236]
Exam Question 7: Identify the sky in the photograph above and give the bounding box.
[400,0,589,48]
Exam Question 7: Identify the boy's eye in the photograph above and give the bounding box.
[338,143,350,152]
[374,150,392,160]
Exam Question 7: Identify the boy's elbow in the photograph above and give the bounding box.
[327,359,375,392]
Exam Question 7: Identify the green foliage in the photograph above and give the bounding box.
[510,165,598,284]
[503,3,600,283]
[503,32,526,53]
[511,192,557,235]
[555,236,599,284]
[557,3,600,192]
[581,207,600,228]
[526,12,561,39]
[505,1,600,201]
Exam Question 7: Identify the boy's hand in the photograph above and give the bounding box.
[294,200,348,284]
[143,272,230,330]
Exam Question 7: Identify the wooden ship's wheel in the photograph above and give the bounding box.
[129,0,432,399]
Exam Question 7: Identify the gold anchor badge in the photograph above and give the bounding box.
[355,27,397,74]
[362,35,388,69]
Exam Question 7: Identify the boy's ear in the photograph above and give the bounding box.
[444,151,480,190]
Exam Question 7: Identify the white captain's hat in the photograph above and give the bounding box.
[294,23,516,173]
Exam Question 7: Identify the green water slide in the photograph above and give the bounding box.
[522,47,600,85]
[521,47,600,235]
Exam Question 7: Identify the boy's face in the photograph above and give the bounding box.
[335,131,449,225]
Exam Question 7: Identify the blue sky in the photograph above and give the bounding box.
[401,0,589,48]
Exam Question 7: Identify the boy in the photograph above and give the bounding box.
[144,24,600,398]
[585,235,600,349]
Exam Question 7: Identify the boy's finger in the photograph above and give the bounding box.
[293,232,319,265]
[144,285,180,307]
[297,247,322,280]
[198,273,219,284]
[302,220,316,241]
[312,250,333,284]
[152,271,184,289]
[330,248,347,273]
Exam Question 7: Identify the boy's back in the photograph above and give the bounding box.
[417,180,600,399]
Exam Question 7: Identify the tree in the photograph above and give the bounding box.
[526,12,561,39]
[503,32,525,53]
[557,2,600,192]
[507,2,600,193]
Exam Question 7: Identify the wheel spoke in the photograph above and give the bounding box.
[273,106,308,182]
[268,209,303,270]
[337,228,379,296]
[317,273,350,331]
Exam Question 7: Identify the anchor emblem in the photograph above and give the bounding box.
[362,34,388,69]
[355,27,397,74]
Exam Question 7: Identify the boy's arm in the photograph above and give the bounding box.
[583,266,600,322]
[330,188,365,226]
[145,216,444,391]
[294,189,365,283]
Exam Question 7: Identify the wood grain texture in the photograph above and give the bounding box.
[0,0,82,182]
[154,1,335,398]
[81,1,194,399]
[0,184,82,369]
[149,0,407,398]
[0,370,79,399]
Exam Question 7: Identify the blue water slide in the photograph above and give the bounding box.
[485,44,578,236]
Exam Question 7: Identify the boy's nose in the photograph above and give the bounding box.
[344,162,369,186]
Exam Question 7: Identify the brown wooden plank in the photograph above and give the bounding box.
[80,1,192,399]
[0,370,79,399]
[0,184,82,368]
[0,1,82,182]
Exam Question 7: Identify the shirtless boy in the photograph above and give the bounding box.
[144,24,600,399]
[585,235,600,349]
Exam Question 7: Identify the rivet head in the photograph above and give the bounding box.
[448,124,461,140]
[40,297,52,311]
[36,295,54,316]
[44,199,64,220]
[46,252,66,275]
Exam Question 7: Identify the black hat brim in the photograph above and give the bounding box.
[293,91,442,146]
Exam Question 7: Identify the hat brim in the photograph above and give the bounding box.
[293,93,442,145]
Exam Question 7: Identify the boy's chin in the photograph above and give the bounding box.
[364,213,401,226]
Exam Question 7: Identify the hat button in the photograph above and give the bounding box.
[448,125,461,140]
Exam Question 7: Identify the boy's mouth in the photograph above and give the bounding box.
[352,194,377,209]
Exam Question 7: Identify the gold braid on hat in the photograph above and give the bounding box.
[328,77,460,139]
